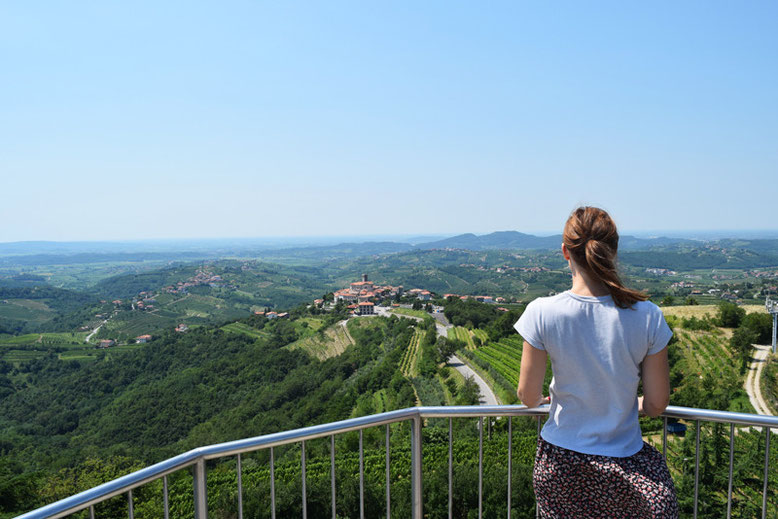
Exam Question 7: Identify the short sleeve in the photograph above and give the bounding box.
[647,306,673,355]
[514,300,545,350]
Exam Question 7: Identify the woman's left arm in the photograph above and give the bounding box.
[518,340,548,407]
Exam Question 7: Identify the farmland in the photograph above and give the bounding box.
[399,329,423,377]
[448,326,489,350]
[0,331,144,366]
[285,321,354,360]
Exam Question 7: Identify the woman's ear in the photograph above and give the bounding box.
[561,243,570,261]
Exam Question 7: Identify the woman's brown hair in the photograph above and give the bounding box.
[563,207,647,309]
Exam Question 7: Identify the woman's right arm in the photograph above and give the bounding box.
[639,347,670,418]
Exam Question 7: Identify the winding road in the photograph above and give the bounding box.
[376,306,500,406]
[448,354,500,405]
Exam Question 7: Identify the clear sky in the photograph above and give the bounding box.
[2,1,777,242]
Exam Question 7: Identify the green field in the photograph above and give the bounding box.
[0,331,143,364]
[221,322,271,339]
[0,298,54,324]
[390,307,432,320]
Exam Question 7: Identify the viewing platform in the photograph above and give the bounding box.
[18,405,778,519]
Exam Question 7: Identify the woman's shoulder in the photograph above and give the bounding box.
[631,299,662,313]
[525,292,568,309]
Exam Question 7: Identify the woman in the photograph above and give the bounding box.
[515,207,678,518]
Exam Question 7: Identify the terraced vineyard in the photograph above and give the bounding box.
[675,329,738,380]
[400,329,423,377]
[471,335,523,387]
[448,326,477,349]
[285,322,354,361]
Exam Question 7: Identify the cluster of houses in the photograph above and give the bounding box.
[163,268,227,295]
[253,310,290,319]
[443,293,507,305]
[458,263,550,274]
[646,268,678,276]
[332,274,405,316]
[97,334,153,348]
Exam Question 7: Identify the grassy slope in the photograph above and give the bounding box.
[285,322,353,361]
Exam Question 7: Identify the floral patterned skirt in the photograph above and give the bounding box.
[533,438,679,519]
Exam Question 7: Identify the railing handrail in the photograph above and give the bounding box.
[16,405,778,519]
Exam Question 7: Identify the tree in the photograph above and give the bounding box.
[684,296,699,305]
[716,301,745,328]
[661,295,675,306]
[435,337,457,363]
[412,301,422,310]
[457,375,482,405]
[730,326,757,373]
[741,312,772,344]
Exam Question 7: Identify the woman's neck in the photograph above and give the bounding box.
[569,263,610,297]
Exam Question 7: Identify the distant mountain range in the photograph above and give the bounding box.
[412,231,697,251]
[3,233,778,265]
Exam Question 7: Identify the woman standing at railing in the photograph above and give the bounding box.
[515,206,678,518]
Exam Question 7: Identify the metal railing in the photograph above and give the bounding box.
[16,405,778,519]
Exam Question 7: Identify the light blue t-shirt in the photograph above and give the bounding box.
[514,291,672,457]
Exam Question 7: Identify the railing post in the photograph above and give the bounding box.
[193,457,208,519]
[163,475,170,519]
[693,420,700,519]
[507,416,512,519]
[762,427,771,519]
[478,417,483,519]
[237,453,243,519]
[411,415,423,519]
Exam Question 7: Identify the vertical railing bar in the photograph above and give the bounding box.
[761,427,771,519]
[448,417,453,519]
[385,425,391,519]
[727,422,734,519]
[302,440,307,519]
[478,417,483,519]
[163,475,169,519]
[693,420,700,519]
[128,489,134,519]
[270,447,276,519]
[331,434,337,519]
[507,416,512,519]
[89,505,95,519]
[359,429,365,519]
[237,453,243,519]
[536,417,541,519]
[411,416,423,519]
[662,416,668,459]
[193,458,207,519]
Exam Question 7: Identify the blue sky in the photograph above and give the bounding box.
[2,1,777,242]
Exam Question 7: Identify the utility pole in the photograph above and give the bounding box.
[766,297,778,354]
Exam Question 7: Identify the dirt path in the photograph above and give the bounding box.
[339,320,355,346]
[745,344,774,415]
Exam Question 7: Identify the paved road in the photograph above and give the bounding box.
[85,320,107,343]
[374,307,498,406]
[448,354,499,405]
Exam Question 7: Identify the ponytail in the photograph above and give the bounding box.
[563,207,647,309]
